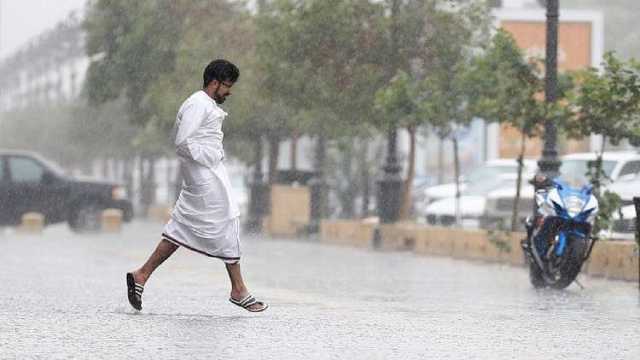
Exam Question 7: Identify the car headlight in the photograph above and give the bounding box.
[565,195,585,218]
[112,186,127,200]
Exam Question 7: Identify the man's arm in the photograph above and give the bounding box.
[175,102,224,169]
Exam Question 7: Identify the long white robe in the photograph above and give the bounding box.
[162,90,241,263]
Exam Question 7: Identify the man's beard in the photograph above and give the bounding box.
[213,92,226,104]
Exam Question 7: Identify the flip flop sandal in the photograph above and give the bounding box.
[229,294,269,312]
[126,273,144,311]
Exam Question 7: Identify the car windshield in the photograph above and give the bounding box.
[559,159,616,186]
[466,164,518,184]
[464,179,516,196]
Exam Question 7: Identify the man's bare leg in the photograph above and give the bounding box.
[225,262,265,311]
[130,239,179,286]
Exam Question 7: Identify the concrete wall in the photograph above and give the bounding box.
[264,185,311,237]
[320,220,639,282]
[319,220,377,248]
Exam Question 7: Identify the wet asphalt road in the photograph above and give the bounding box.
[0,220,638,359]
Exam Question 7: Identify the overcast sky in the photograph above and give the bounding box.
[0,0,87,59]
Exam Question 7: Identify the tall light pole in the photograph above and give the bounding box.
[537,0,561,180]
[378,127,403,223]
[377,0,403,223]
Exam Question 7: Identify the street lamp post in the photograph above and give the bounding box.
[377,0,403,224]
[309,134,329,231]
[537,0,562,180]
[377,127,403,223]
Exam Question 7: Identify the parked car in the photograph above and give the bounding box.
[606,204,636,241]
[421,158,536,207]
[424,176,524,228]
[410,175,438,217]
[0,150,133,231]
[594,171,640,240]
[602,174,640,207]
[558,151,640,187]
[483,151,640,230]
[481,182,536,230]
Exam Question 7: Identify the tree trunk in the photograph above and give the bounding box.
[254,135,264,183]
[290,131,298,171]
[147,157,156,206]
[312,135,328,220]
[137,156,145,216]
[511,131,527,232]
[399,125,416,220]
[453,136,461,227]
[593,135,607,197]
[139,156,156,217]
[267,136,280,184]
[339,141,357,219]
[102,158,109,180]
[119,159,126,183]
[247,134,268,232]
[123,157,134,209]
[438,135,445,184]
[360,140,371,217]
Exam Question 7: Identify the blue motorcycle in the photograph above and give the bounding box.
[522,178,599,289]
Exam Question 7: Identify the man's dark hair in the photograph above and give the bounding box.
[203,59,240,87]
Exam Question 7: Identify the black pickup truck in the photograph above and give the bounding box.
[0,150,133,231]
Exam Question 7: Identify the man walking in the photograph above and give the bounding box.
[126,59,268,313]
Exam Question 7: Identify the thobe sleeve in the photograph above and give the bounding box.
[175,102,224,169]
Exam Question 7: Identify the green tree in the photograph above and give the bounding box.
[375,0,491,221]
[413,2,490,225]
[375,71,420,220]
[84,0,260,211]
[143,0,258,160]
[567,52,640,236]
[256,0,388,218]
[84,0,183,154]
[469,29,574,231]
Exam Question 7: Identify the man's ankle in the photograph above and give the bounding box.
[231,288,248,298]
[132,270,148,285]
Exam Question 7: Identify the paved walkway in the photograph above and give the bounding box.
[0,221,638,359]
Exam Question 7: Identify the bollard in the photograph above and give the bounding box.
[634,197,640,290]
[101,208,123,233]
[19,212,45,234]
[372,226,382,249]
[148,205,171,223]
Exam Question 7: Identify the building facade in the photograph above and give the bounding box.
[0,13,88,112]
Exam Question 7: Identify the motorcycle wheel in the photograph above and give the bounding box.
[528,261,546,288]
[549,236,587,289]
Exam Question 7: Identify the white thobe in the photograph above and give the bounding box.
[162,90,241,263]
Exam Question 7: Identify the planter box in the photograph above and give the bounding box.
[319,220,639,282]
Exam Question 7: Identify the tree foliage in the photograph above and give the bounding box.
[568,52,640,146]
[468,29,574,231]
[568,52,640,236]
[257,0,387,139]
[83,0,260,158]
